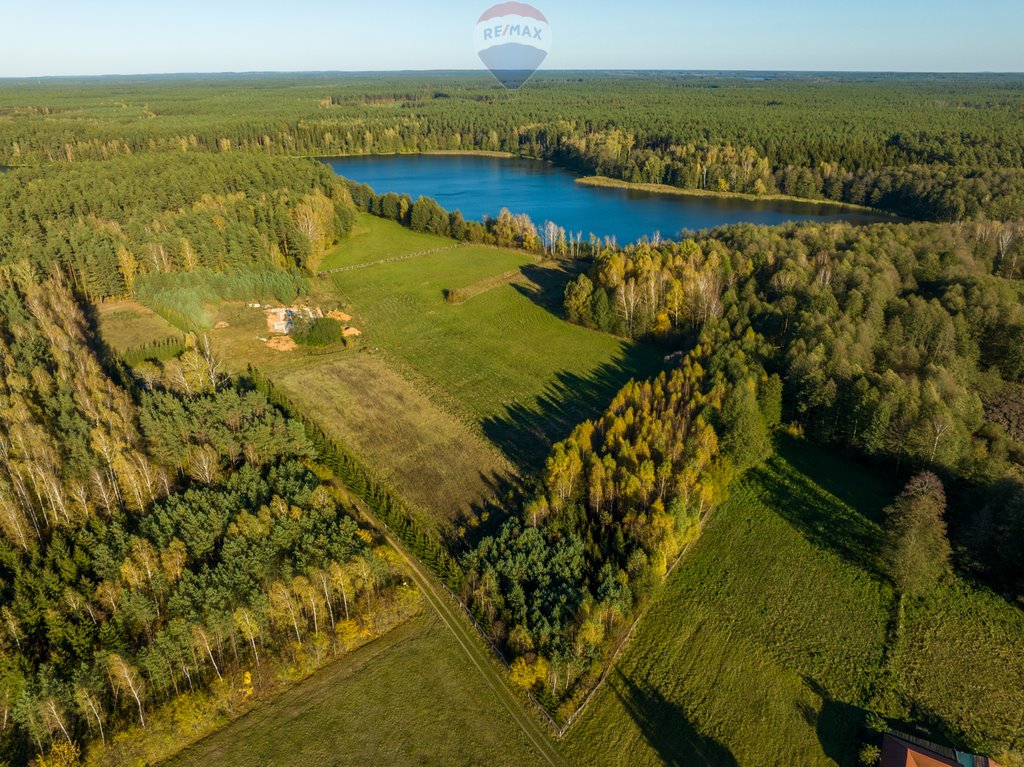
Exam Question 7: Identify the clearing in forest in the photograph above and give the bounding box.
[325,214,664,470]
[564,438,1024,766]
[96,299,182,352]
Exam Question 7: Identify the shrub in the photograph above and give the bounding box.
[294,317,346,347]
[859,744,882,766]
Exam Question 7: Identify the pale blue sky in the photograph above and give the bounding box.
[1,0,1022,77]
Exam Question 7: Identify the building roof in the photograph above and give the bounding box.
[881,734,1003,767]
[882,735,961,767]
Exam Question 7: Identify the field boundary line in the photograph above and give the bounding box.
[319,244,465,275]
[341,487,568,767]
[555,509,715,736]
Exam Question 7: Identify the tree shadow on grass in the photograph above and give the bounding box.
[513,261,592,316]
[774,433,897,526]
[611,670,738,767]
[482,348,665,472]
[799,677,869,767]
[451,468,525,553]
[474,259,667,469]
[751,446,886,577]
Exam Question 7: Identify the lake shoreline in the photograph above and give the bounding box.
[317,149,515,160]
[577,175,894,217]
[325,154,892,241]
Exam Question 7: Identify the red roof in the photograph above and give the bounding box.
[881,735,960,767]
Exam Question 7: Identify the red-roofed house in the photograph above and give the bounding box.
[881,733,1003,767]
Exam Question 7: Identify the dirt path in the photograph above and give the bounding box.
[339,485,569,767]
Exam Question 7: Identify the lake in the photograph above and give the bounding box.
[325,154,887,244]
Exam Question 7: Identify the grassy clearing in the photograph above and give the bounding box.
[894,582,1024,762]
[163,613,551,767]
[209,215,659,531]
[327,215,664,468]
[565,441,896,767]
[95,300,182,351]
[564,438,1024,765]
[207,300,513,534]
[273,351,514,532]
[319,214,453,271]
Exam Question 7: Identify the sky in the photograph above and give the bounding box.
[1,0,1022,78]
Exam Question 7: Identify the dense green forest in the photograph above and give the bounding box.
[0,154,354,312]
[2,74,1024,220]
[559,221,1024,599]
[0,271,414,765]
[465,341,777,716]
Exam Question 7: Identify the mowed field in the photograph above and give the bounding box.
[197,213,660,533]
[564,438,1024,767]
[324,215,665,469]
[96,299,182,351]
[274,352,514,530]
[163,613,552,767]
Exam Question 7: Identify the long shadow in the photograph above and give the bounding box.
[474,258,668,469]
[514,261,592,316]
[452,468,525,553]
[482,347,666,472]
[751,444,886,577]
[775,433,897,526]
[612,670,738,767]
[799,677,869,767]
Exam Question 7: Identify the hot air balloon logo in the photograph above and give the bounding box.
[474,3,551,90]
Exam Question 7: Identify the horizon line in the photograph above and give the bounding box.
[2,68,1024,82]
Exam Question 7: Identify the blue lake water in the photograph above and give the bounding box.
[326,154,888,244]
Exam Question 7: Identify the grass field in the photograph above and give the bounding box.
[163,613,552,767]
[274,352,514,531]
[320,214,454,271]
[325,214,665,469]
[95,300,182,351]
[194,215,661,534]
[564,438,1024,766]
[895,581,1024,762]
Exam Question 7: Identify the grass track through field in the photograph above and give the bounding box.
[319,244,464,274]
[337,483,568,767]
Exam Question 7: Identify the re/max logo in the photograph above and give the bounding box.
[483,24,544,41]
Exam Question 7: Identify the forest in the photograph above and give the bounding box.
[0,154,354,302]
[464,342,776,716]
[2,74,1024,220]
[0,270,415,765]
[559,221,1024,601]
